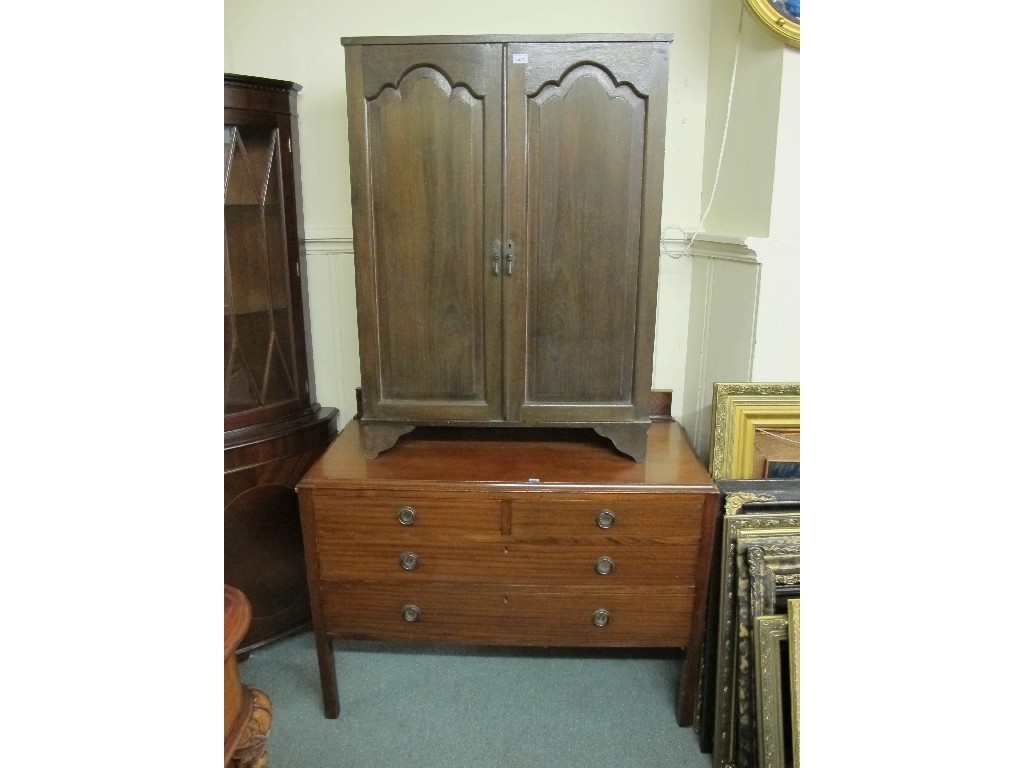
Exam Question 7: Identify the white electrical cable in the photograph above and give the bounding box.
[671,10,744,259]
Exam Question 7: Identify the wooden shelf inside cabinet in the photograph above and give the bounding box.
[224,73,338,652]
[297,418,717,725]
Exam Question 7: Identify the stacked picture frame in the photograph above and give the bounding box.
[755,599,800,768]
[695,382,801,768]
[709,382,799,481]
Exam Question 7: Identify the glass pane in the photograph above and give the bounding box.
[224,124,298,415]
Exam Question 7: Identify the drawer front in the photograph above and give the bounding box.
[312,493,503,537]
[510,496,705,538]
[316,540,695,584]
[321,583,693,646]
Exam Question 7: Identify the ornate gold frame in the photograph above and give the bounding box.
[709,383,800,480]
[693,483,800,754]
[788,599,800,768]
[745,0,800,49]
[734,531,799,768]
[754,612,790,768]
[712,512,800,768]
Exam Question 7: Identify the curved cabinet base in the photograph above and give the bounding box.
[225,406,338,653]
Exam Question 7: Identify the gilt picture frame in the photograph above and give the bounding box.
[694,480,800,754]
[711,512,801,768]
[709,383,800,481]
[745,0,800,49]
[754,612,791,768]
[788,599,800,768]
[734,531,800,768]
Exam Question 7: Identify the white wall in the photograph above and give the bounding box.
[224,0,799,436]
[675,3,799,457]
[749,48,799,381]
[225,0,711,237]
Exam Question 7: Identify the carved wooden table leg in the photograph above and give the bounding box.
[231,687,273,768]
[226,586,274,766]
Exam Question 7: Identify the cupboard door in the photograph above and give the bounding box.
[346,43,505,422]
[504,42,670,424]
[224,108,307,431]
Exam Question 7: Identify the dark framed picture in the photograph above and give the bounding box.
[765,460,800,479]
[693,480,800,754]
[746,0,800,48]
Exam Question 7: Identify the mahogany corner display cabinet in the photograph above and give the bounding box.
[341,34,673,461]
[224,73,338,653]
[297,418,717,726]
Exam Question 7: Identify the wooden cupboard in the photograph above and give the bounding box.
[224,74,338,651]
[341,34,672,461]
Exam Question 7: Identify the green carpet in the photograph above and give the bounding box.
[239,631,712,767]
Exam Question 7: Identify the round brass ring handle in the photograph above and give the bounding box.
[595,509,616,529]
[402,604,421,622]
[399,551,419,570]
[595,556,616,576]
[397,506,417,525]
[592,609,611,627]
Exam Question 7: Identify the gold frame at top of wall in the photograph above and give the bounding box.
[745,0,800,49]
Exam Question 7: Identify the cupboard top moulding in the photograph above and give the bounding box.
[339,33,674,44]
[340,34,673,463]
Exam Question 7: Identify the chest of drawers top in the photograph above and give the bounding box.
[298,419,715,494]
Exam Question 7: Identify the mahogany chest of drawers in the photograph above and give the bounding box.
[297,419,717,723]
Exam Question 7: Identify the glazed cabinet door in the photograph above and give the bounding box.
[224,106,309,431]
[503,42,670,425]
[345,43,505,422]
